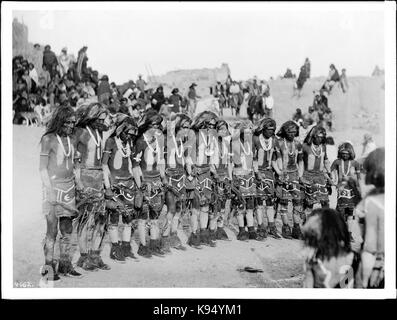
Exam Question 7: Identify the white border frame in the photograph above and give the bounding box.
[1,1,396,299]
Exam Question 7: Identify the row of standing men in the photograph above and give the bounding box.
[40,103,361,280]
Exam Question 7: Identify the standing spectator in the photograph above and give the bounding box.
[58,47,73,77]
[263,89,274,119]
[42,45,58,80]
[151,85,166,112]
[136,74,147,92]
[187,83,201,116]
[76,46,89,82]
[90,70,99,91]
[304,57,311,79]
[168,88,183,115]
[32,44,43,74]
[97,75,112,105]
[295,65,308,97]
[340,68,349,93]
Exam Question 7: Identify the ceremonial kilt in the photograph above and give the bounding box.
[110,176,140,224]
[233,168,256,210]
[336,183,360,211]
[195,165,214,206]
[276,170,305,201]
[256,169,276,201]
[43,176,77,218]
[301,170,329,206]
[75,168,107,234]
[140,172,164,219]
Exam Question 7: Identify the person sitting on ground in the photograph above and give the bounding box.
[283,68,294,79]
[292,108,304,124]
[136,74,147,92]
[322,64,340,94]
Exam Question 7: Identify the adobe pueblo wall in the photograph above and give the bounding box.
[148,63,231,97]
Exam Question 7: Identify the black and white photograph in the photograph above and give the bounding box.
[1,1,396,299]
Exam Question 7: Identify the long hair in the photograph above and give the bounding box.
[276,120,299,139]
[173,113,192,134]
[110,113,137,139]
[302,208,351,261]
[254,117,276,136]
[363,147,385,189]
[337,142,356,160]
[75,102,108,128]
[231,120,254,142]
[304,125,326,145]
[137,109,163,137]
[41,106,75,142]
[190,111,218,131]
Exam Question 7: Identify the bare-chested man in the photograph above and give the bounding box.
[40,106,82,281]
[102,114,140,263]
[162,114,194,252]
[253,117,282,239]
[211,120,233,241]
[301,126,331,229]
[131,110,166,257]
[74,103,110,271]
[188,111,219,248]
[275,121,305,239]
[232,121,265,242]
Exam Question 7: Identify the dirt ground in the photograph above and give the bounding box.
[12,76,384,288]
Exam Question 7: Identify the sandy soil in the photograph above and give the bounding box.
[12,76,384,288]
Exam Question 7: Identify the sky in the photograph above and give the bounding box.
[12,3,385,84]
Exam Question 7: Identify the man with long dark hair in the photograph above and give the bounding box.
[253,117,282,239]
[302,208,354,288]
[188,111,219,248]
[301,126,331,233]
[131,110,166,257]
[74,103,111,271]
[231,120,265,242]
[161,114,193,252]
[275,120,305,239]
[40,106,82,281]
[102,114,140,262]
[211,120,233,241]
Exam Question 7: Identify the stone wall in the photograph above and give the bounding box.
[148,63,231,97]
